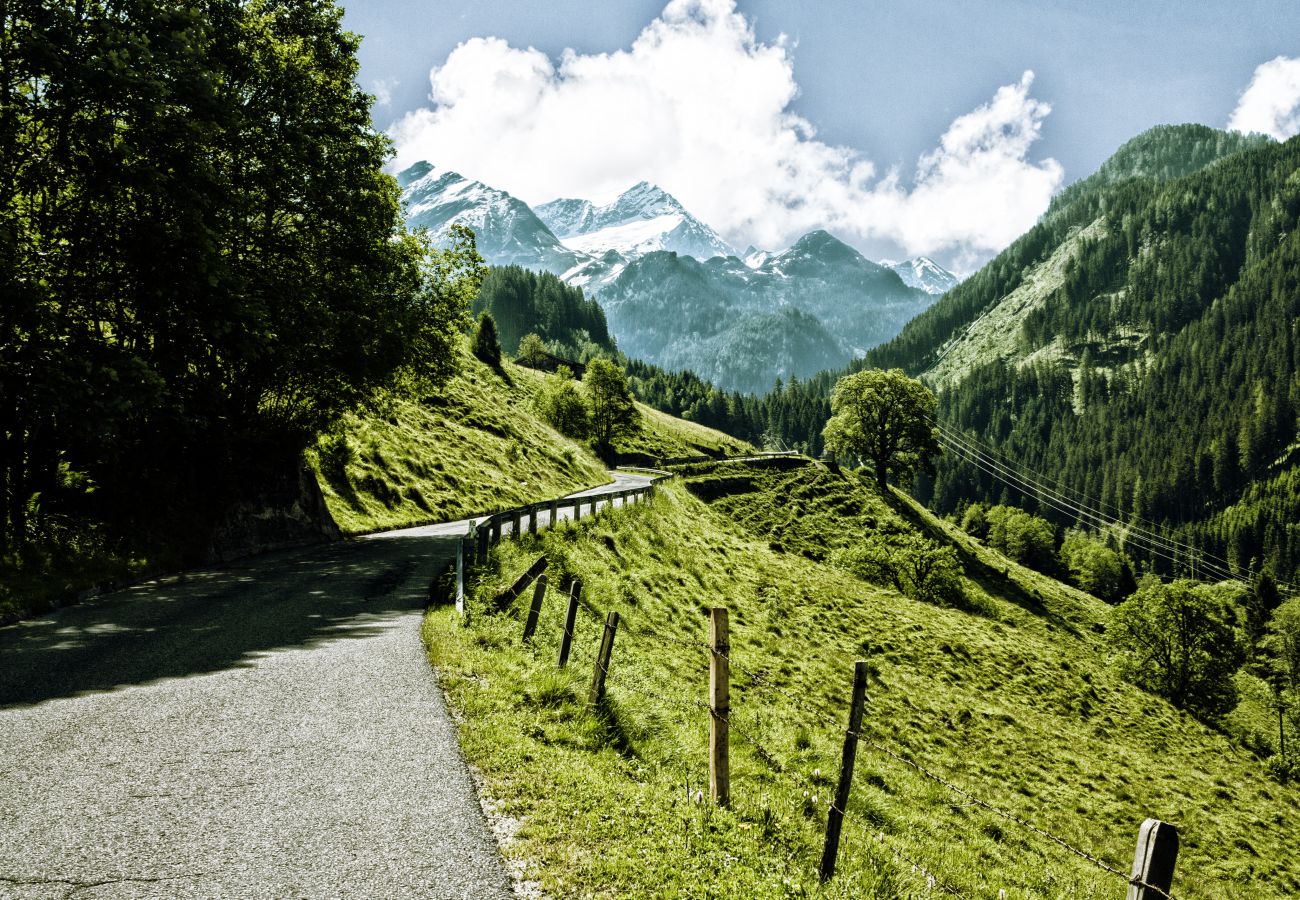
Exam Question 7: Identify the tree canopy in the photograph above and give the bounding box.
[585,358,639,455]
[822,369,940,488]
[1,0,467,564]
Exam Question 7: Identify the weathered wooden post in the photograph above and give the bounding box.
[522,574,548,641]
[1128,819,1179,900]
[529,504,538,535]
[511,507,522,538]
[493,556,549,607]
[819,660,868,883]
[455,536,465,615]
[588,611,619,706]
[476,523,489,565]
[490,516,501,545]
[557,579,581,667]
[549,498,559,527]
[709,607,730,808]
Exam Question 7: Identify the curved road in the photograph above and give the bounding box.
[0,472,653,899]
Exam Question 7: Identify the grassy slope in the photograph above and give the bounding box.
[311,342,749,533]
[425,463,1298,899]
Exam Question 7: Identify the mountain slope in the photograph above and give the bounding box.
[398,162,586,274]
[594,232,933,392]
[537,182,735,261]
[863,125,1299,585]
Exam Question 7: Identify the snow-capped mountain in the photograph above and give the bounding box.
[398,162,586,274]
[882,256,960,295]
[537,183,736,262]
[595,229,935,393]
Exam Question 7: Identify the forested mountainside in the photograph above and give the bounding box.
[863,125,1298,585]
[472,266,615,359]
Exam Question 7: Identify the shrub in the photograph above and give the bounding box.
[832,532,965,606]
[535,366,591,439]
[1060,530,1128,602]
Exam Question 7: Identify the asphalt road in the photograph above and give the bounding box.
[0,471,653,899]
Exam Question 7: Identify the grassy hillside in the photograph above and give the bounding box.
[309,341,748,533]
[426,463,1298,898]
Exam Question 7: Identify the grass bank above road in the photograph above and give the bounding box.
[425,466,1300,899]
[308,340,748,534]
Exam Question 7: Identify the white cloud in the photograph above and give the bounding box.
[390,0,1062,263]
[371,78,397,108]
[1228,56,1300,141]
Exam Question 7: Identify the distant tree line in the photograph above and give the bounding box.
[472,266,613,359]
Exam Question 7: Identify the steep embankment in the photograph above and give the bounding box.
[309,341,748,534]
[426,462,1299,899]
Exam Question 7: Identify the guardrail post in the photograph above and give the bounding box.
[511,507,521,538]
[573,498,581,522]
[476,523,488,564]
[588,611,619,706]
[529,504,538,535]
[558,579,581,667]
[549,499,558,528]
[709,607,730,808]
[1128,819,1179,900]
[819,660,868,883]
[522,574,547,641]
[490,516,501,545]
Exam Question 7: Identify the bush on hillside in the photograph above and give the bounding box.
[1061,530,1131,602]
[832,532,965,606]
[535,367,590,439]
[985,505,1058,573]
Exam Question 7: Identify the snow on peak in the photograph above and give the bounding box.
[537,183,735,262]
[885,256,961,295]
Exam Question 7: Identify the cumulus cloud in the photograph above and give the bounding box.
[390,0,1062,262]
[1228,56,1300,141]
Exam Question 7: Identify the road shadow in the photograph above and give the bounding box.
[0,533,458,709]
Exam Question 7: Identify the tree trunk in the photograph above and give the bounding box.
[875,457,888,490]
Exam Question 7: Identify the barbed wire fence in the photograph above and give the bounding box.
[456,467,1184,899]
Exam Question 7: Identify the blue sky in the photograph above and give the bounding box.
[341,0,1300,268]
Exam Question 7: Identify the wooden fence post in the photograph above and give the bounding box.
[709,607,730,808]
[455,536,465,615]
[588,611,619,706]
[494,556,549,607]
[819,660,868,883]
[522,574,547,641]
[1128,819,1179,900]
[558,579,581,667]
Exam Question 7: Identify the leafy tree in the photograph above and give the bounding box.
[516,333,549,367]
[473,312,501,365]
[534,367,589,439]
[983,505,1058,574]
[0,0,452,564]
[1060,531,1128,602]
[960,502,990,540]
[585,358,639,454]
[1265,597,1300,696]
[1110,579,1243,719]
[822,369,940,489]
